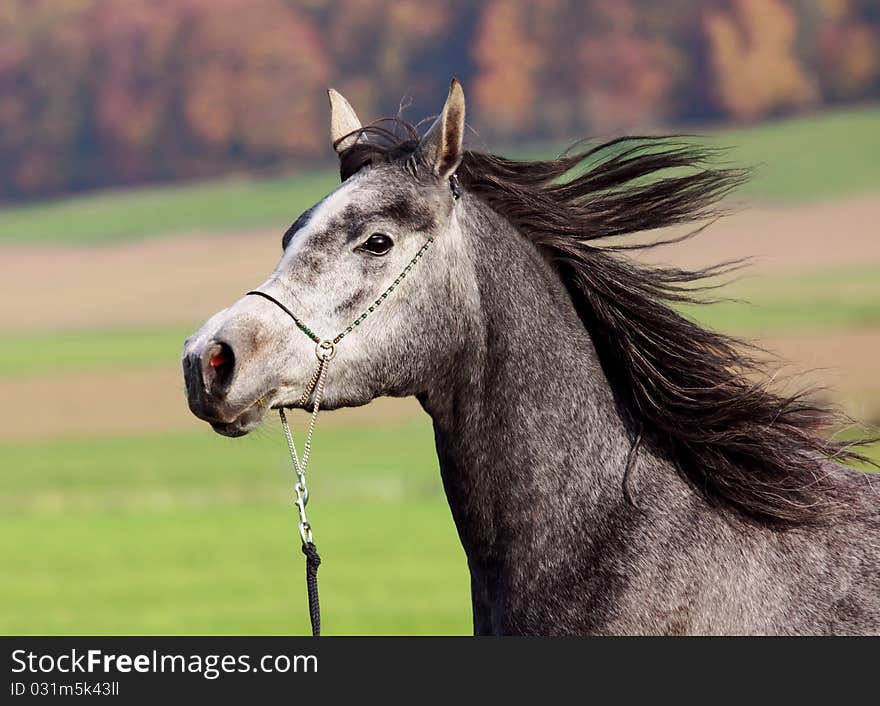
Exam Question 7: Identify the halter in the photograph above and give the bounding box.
[244,174,458,635]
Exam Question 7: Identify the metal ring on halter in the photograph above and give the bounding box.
[315,340,336,361]
[299,521,313,545]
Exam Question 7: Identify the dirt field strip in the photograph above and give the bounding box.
[2,193,879,334]
[632,193,880,274]
[0,328,876,441]
[0,365,426,441]
[0,229,281,334]
[761,329,880,424]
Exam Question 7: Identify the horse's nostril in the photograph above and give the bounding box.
[209,348,229,370]
[204,341,235,393]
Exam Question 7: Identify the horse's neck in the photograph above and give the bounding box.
[421,200,634,587]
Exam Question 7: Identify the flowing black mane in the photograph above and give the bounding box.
[338,120,874,527]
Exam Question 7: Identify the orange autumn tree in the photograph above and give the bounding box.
[471,0,542,138]
[0,1,93,194]
[179,0,330,159]
[323,0,456,121]
[705,0,817,121]
[575,0,683,133]
[812,0,879,101]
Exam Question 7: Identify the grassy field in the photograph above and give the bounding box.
[0,106,878,635]
[0,423,471,635]
[678,266,880,334]
[0,327,190,378]
[708,106,880,201]
[0,106,878,245]
[0,172,340,246]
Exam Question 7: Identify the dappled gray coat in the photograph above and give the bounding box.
[183,81,880,635]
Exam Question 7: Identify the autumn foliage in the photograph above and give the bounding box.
[0,0,877,199]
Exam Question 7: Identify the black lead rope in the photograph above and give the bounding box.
[301,542,322,636]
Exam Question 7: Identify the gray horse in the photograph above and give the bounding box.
[183,81,879,635]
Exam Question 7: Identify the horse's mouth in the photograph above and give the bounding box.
[205,391,276,437]
[191,379,315,437]
[207,402,263,437]
[210,417,260,438]
[208,388,312,437]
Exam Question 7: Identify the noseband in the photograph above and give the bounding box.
[243,174,458,635]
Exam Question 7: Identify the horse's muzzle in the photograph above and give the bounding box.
[181,332,268,436]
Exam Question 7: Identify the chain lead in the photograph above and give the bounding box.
[279,352,330,546]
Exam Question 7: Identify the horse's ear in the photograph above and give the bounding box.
[328,88,364,154]
[418,79,465,179]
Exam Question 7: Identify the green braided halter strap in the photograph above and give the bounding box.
[246,235,434,351]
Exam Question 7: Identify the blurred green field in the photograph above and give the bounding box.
[0,327,190,379]
[0,423,470,635]
[0,172,339,246]
[678,266,880,334]
[1,106,878,635]
[710,106,880,201]
[0,410,877,635]
[0,106,878,245]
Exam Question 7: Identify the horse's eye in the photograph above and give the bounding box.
[360,233,394,256]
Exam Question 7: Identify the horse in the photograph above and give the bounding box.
[182,80,879,635]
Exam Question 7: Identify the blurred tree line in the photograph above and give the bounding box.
[0,0,877,199]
